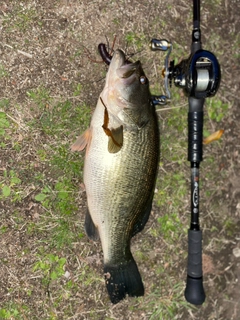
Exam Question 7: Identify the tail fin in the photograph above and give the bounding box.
[104,258,144,304]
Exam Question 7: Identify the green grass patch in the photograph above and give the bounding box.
[27,86,52,110]
[154,97,189,245]
[27,86,91,136]
[2,4,37,32]
[0,304,28,320]
[157,212,184,240]
[0,64,9,78]
[33,253,66,285]
[0,111,10,137]
[148,282,194,319]
[21,87,92,251]
[205,98,229,123]
[0,169,22,201]
[125,31,147,49]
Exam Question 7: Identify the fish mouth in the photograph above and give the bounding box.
[110,49,141,84]
[116,61,141,79]
[111,49,130,69]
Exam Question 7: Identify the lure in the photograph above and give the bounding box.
[203,129,224,144]
[98,43,112,65]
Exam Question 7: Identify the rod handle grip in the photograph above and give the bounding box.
[184,229,205,305]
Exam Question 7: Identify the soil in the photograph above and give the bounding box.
[0,1,240,319]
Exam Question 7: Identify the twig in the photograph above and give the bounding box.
[4,43,33,59]
[0,109,28,132]
[156,104,187,112]
[49,95,84,102]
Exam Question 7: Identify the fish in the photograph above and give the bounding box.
[71,49,160,304]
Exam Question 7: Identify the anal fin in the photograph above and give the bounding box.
[84,208,99,241]
[131,191,154,237]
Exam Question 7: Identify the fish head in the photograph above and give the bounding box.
[102,49,152,126]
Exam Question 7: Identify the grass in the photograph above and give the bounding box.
[0,81,94,318]
[125,31,148,50]
[1,169,22,200]
[33,253,67,285]
[205,98,229,123]
[0,109,10,138]
[0,303,29,320]
[0,0,237,319]
[0,64,9,78]
[147,283,195,320]
[2,3,37,32]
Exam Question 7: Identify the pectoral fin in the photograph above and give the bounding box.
[71,128,92,152]
[105,125,123,153]
[101,97,123,153]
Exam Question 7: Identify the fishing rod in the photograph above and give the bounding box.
[150,0,221,305]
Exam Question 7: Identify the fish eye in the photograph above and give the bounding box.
[140,75,148,85]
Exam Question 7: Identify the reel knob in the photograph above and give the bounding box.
[151,95,169,106]
[149,39,171,51]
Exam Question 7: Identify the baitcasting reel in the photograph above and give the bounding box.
[150,39,221,105]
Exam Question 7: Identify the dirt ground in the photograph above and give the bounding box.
[0,1,240,319]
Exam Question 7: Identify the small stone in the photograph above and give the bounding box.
[233,247,240,258]
[64,271,70,279]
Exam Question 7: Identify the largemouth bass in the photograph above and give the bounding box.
[71,49,159,304]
